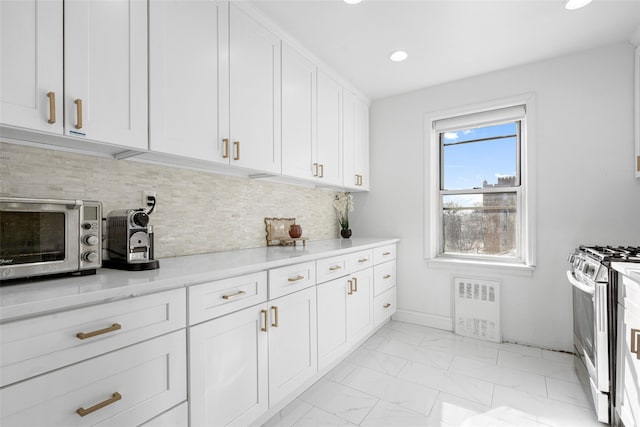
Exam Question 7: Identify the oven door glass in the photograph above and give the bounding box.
[573,285,596,370]
[0,211,66,265]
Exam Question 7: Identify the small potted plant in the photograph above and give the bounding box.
[333,192,354,238]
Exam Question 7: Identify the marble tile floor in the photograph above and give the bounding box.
[263,320,600,427]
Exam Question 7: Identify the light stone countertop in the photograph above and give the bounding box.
[0,237,399,322]
[612,262,640,285]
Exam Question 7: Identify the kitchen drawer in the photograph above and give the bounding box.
[374,260,396,296]
[141,402,188,427]
[268,261,316,299]
[346,249,373,273]
[0,288,186,387]
[373,287,396,327]
[0,329,187,426]
[316,254,348,284]
[373,244,396,264]
[188,271,267,325]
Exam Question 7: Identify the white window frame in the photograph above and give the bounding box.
[424,94,536,272]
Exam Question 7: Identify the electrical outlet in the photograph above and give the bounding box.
[142,191,157,211]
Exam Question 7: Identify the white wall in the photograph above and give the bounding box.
[353,42,640,351]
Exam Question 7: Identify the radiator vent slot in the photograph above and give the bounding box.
[454,276,501,343]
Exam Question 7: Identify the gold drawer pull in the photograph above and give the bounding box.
[261,309,268,332]
[358,258,369,263]
[383,303,391,309]
[382,252,392,256]
[222,138,230,158]
[348,279,354,295]
[47,91,56,124]
[288,275,305,282]
[222,290,246,300]
[77,392,121,417]
[383,274,392,279]
[329,265,342,271]
[76,323,121,340]
[74,98,83,129]
[233,141,240,160]
[271,305,279,327]
[631,328,640,356]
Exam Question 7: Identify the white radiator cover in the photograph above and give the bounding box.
[454,276,501,343]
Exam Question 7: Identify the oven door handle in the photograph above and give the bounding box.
[566,271,595,295]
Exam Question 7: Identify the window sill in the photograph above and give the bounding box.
[427,257,535,277]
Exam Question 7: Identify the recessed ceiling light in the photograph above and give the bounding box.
[389,50,408,62]
[563,0,593,10]
[344,0,363,4]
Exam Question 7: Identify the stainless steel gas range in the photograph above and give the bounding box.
[567,246,640,424]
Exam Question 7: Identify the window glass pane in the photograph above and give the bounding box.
[442,193,517,257]
[442,122,518,190]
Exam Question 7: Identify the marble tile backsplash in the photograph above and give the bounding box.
[0,142,339,258]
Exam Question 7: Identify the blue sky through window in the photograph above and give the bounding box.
[442,122,518,191]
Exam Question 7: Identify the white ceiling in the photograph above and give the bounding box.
[249,0,640,100]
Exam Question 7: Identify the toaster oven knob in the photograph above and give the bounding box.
[132,211,149,227]
[82,251,99,263]
[83,234,99,246]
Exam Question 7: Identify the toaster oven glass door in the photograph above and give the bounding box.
[1,211,67,264]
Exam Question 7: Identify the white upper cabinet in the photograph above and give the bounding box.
[281,43,316,180]
[316,70,343,186]
[64,0,148,150]
[0,0,63,134]
[229,4,281,174]
[343,89,370,190]
[149,0,229,163]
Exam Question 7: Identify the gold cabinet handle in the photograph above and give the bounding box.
[271,306,279,327]
[383,274,392,279]
[631,328,640,356]
[313,163,318,177]
[358,258,369,263]
[222,290,246,300]
[359,175,363,186]
[74,98,83,129]
[329,265,342,271]
[348,279,354,295]
[222,138,230,159]
[353,276,358,292]
[288,275,305,282]
[382,252,391,256]
[383,303,391,309]
[319,164,324,178]
[47,92,56,124]
[77,392,121,417]
[637,155,640,173]
[261,309,268,332]
[76,323,121,340]
[233,141,240,160]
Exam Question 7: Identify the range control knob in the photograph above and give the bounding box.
[82,251,99,263]
[82,222,92,230]
[83,234,99,246]
[131,211,149,228]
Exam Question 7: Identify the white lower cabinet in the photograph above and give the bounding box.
[0,330,186,426]
[141,403,188,427]
[317,267,373,370]
[189,303,269,427]
[267,287,317,407]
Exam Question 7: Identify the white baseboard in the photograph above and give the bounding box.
[392,309,454,331]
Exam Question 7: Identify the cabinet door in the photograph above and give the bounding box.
[347,268,373,343]
[281,43,316,180]
[189,303,268,427]
[617,302,640,426]
[343,89,369,190]
[149,0,229,163]
[64,0,148,150]
[268,287,317,407]
[316,70,343,185]
[229,4,281,174]
[317,277,349,370]
[0,0,63,134]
